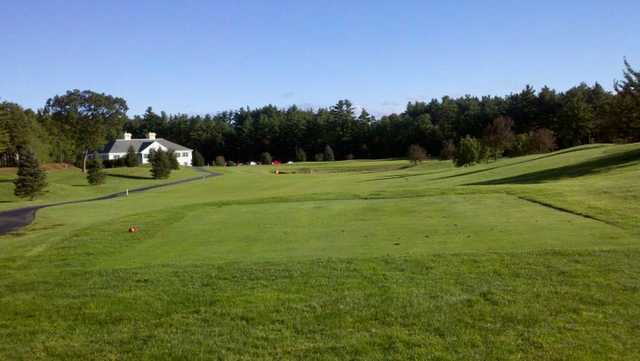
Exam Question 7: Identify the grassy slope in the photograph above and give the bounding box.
[1,144,639,360]
[0,166,203,211]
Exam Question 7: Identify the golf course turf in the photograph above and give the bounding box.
[1,143,639,360]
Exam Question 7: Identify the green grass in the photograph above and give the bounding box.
[1,143,640,360]
[0,165,203,211]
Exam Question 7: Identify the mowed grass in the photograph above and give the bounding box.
[1,143,640,360]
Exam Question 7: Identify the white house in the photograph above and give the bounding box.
[98,132,193,166]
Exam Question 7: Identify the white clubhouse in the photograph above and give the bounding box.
[98,132,193,166]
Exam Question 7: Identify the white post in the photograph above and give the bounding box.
[126,189,129,197]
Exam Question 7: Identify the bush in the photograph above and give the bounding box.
[150,149,172,179]
[86,152,106,185]
[295,147,307,162]
[214,155,226,166]
[125,145,139,167]
[192,150,205,166]
[344,153,354,160]
[323,145,335,161]
[440,140,456,160]
[13,147,47,200]
[227,161,236,166]
[407,144,428,165]
[454,136,482,167]
[260,152,272,164]
[314,153,324,162]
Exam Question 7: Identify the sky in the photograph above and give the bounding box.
[1,0,639,117]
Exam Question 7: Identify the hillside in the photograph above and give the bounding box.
[1,143,639,360]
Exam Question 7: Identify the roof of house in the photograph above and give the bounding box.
[100,138,192,153]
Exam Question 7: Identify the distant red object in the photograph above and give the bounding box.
[272,160,281,165]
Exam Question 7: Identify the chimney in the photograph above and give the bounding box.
[123,132,132,140]
[147,132,156,140]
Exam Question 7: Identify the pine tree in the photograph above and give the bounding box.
[150,149,172,179]
[192,150,205,166]
[168,150,180,170]
[323,145,335,161]
[14,148,47,200]
[125,145,139,167]
[86,152,106,185]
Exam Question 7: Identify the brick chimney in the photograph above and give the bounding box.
[146,132,156,140]
[123,132,132,140]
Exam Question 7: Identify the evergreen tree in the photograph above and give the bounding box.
[150,149,172,179]
[125,145,139,167]
[86,152,106,185]
[168,150,180,170]
[192,150,205,166]
[323,145,335,161]
[13,147,47,200]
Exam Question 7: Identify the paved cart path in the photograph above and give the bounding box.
[0,167,222,235]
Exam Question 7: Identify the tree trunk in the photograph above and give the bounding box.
[82,150,88,173]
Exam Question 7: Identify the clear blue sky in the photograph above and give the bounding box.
[1,0,639,116]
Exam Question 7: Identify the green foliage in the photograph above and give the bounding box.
[454,136,481,167]
[13,148,47,199]
[294,147,307,162]
[214,155,226,166]
[314,153,324,162]
[192,150,205,166]
[150,149,172,179]
[125,145,139,167]
[260,152,272,164]
[86,153,106,185]
[44,89,128,172]
[407,144,428,165]
[168,150,180,170]
[323,145,335,161]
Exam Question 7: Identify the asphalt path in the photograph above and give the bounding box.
[0,167,221,235]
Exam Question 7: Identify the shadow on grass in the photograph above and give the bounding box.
[107,173,154,180]
[468,148,640,185]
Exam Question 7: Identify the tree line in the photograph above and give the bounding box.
[1,60,639,169]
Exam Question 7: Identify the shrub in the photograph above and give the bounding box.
[344,153,354,160]
[116,157,126,167]
[407,144,428,165]
[192,150,205,166]
[295,147,307,162]
[314,153,324,162]
[86,152,106,185]
[260,152,272,164]
[529,128,557,154]
[13,147,47,200]
[125,145,139,167]
[323,145,335,161]
[214,155,226,166]
[150,149,172,179]
[454,136,482,167]
[440,140,456,160]
[227,160,236,166]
